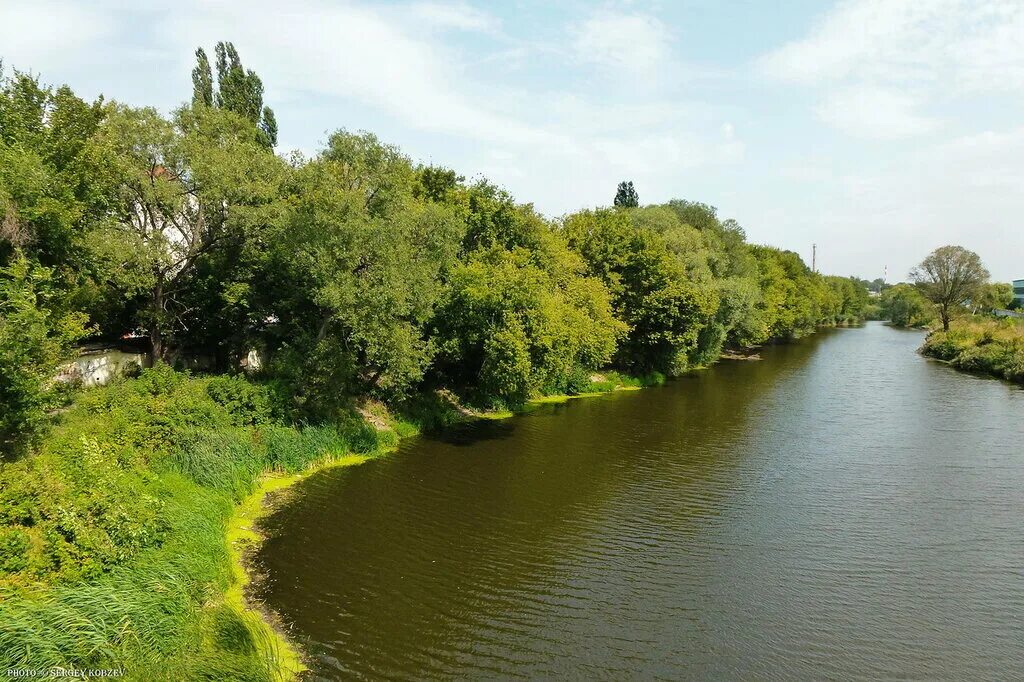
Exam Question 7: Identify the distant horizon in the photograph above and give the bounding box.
[3,0,1021,281]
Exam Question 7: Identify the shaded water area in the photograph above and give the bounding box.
[254,323,1024,680]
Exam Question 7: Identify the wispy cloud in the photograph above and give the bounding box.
[0,0,111,73]
[760,0,1024,90]
[815,85,942,139]
[571,9,672,75]
[405,1,499,33]
[759,0,1024,139]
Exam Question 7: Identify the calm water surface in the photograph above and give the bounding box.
[254,323,1024,680]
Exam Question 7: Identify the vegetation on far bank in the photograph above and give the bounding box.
[0,43,875,679]
[920,318,1024,384]
[873,245,1021,385]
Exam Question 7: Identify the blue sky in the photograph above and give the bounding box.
[2,0,1023,280]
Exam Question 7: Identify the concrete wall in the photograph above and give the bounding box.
[58,347,150,386]
[58,345,266,386]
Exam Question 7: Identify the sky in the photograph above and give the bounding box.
[2,0,1023,281]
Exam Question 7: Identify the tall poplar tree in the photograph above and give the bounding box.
[191,42,277,148]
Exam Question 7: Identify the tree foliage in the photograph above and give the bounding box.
[613,180,639,208]
[0,254,87,454]
[191,43,277,147]
[0,58,876,451]
[910,245,989,331]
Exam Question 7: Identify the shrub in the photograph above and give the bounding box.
[0,528,30,574]
[0,255,89,456]
[133,363,186,396]
[922,319,1024,385]
[335,414,381,454]
[206,375,273,426]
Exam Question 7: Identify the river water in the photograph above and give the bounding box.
[253,322,1024,680]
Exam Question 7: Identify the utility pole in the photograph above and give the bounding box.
[812,243,817,273]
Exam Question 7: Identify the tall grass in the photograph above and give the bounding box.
[921,317,1024,383]
[0,365,389,680]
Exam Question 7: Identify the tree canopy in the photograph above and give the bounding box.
[910,245,989,331]
[192,42,277,148]
[613,181,639,208]
[0,55,875,451]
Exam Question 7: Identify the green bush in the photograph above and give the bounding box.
[206,375,273,426]
[335,414,381,454]
[0,254,89,456]
[0,528,30,574]
[133,363,187,396]
[922,320,1024,384]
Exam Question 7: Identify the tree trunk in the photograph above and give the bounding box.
[150,281,164,366]
[941,307,950,332]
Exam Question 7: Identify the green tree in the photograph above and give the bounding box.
[910,245,989,331]
[880,283,930,327]
[564,208,717,374]
[432,245,622,407]
[613,180,639,208]
[191,48,214,107]
[973,282,1013,313]
[85,104,284,360]
[257,131,464,414]
[191,42,277,148]
[0,254,88,455]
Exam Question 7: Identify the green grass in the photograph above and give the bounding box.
[0,365,394,680]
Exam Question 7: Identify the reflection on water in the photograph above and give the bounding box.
[254,323,1024,680]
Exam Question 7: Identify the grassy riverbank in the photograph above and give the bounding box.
[921,318,1024,384]
[0,365,653,680]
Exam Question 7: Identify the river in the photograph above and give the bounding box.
[253,322,1024,680]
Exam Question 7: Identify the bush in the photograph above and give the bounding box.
[0,255,89,456]
[206,375,273,426]
[133,362,187,396]
[0,528,30,574]
[922,319,1024,384]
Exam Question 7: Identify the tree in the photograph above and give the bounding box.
[564,208,717,374]
[613,181,638,208]
[257,131,465,413]
[191,48,214,107]
[0,254,88,455]
[880,283,931,327]
[973,282,1013,313]
[191,42,277,148]
[86,105,284,360]
[910,245,989,331]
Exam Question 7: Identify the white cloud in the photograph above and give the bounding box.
[405,1,498,33]
[815,85,941,139]
[759,0,1024,139]
[760,0,1024,91]
[571,10,672,75]
[161,0,551,149]
[0,0,111,73]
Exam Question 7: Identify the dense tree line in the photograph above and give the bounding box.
[0,51,870,454]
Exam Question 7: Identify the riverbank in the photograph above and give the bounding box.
[920,318,1024,384]
[250,320,1024,681]
[225,371,663,676]
[0,365,656,680]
